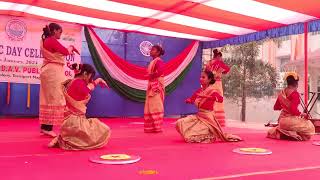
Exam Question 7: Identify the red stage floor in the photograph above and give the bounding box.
[0,118,320,180]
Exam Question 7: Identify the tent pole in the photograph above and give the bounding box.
[124,32,127,60]
[304,22,308,105]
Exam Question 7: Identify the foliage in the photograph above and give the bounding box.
[222,41,277,99]
[221,40,278,121]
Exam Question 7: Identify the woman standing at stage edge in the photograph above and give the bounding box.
[39,23,79,137]
[144,45,165,133]
[205,49,230,127]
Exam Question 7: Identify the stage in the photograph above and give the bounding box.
[1,118,320,180]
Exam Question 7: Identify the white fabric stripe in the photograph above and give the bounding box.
[89,29,198,90]
[190,0,315,24]
[136,28,214,41]
[164,41,199,85]
[0,1,214,41]
[52,0,255,35]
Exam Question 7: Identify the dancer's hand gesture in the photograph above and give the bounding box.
[69,45,80,55]
[301,113,310,119]
[185,98,192,104]
[96,78,109,89]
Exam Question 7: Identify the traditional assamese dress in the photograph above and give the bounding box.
[39,37,70,126]
[54,79,111,150]
[176,85,241,143]
[144,57,165,133]
[267,89,315,141]
[205,58,230,127]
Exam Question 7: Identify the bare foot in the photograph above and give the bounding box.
[41,130,57,137]
[48,137,59,148]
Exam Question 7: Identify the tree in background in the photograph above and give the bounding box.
[221,41,277,122]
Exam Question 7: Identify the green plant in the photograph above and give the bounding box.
[221,41,277,122]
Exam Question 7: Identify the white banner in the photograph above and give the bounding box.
[0,15,82,84]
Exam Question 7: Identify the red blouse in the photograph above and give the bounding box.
[274,90,301,116]
[150,60,164,79]
[67,79,91,101]
[187,88,223,111]
[43,37,69,55]
[206,59,230,74]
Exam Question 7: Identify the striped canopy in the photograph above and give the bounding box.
[1,0,319,41]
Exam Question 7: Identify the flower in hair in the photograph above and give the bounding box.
[74,64,82,75]
[284,71,299,81]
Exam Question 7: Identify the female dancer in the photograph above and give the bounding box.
[176,71,241,143]
[205,49,229,127]
[40,23,79,137]
[267,72,315,141]
[48,63,111,150]
[144,45,165,133]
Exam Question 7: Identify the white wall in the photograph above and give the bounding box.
[224,97,281,124]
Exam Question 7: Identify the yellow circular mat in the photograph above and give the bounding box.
[233,147,272,155]
[239,148,268,153]
[90,154,141,165]
[100,154,131,160]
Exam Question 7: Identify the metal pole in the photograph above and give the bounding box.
[304,22,308,105]
[124,32,127,60]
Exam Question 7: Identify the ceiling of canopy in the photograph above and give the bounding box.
[1,0,319,41]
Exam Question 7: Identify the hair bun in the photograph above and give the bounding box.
[160,49,165,56]
[69,63,82,75]
[203,70,216,84]
[42,25,51,40]
[69,63,78,70]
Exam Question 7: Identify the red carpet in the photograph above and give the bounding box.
[0,118,320,180]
